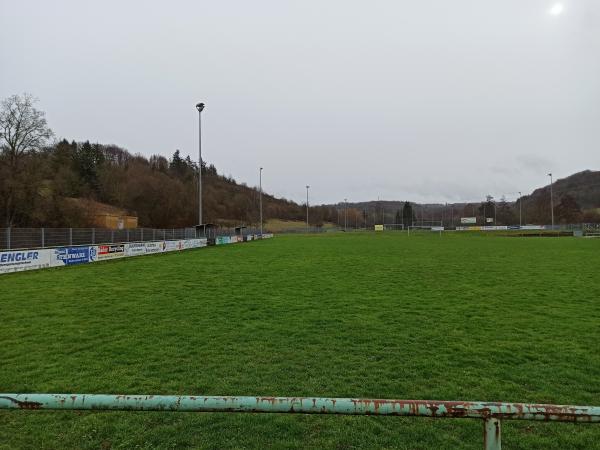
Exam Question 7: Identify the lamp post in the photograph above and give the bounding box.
[518,191,522,227]
[548,173,554,229]
[483,202,486,226]
[344,198,348,231]
[259,167,263,236]
[195,102,205,228]
[306,185,310,232]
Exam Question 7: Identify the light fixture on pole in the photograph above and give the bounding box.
[548,173,554,229]
[195,102,205,229]
[344,198,348,231]
[259,167,263,236]
[518,191,522,227]
[306,185,310,231]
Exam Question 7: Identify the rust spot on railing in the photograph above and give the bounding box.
[0,396,43,410]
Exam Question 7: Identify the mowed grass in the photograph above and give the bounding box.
[1,232,599,449]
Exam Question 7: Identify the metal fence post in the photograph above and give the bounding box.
[484,418,501,450]
[69,228,73,246]
[41,228,45,248]
[153,229,156,241]
[6,228,10,250]
[92,228,95,245]
[111,230,114,244]
[127,229,130,243]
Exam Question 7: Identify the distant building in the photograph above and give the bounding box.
[93,213,138,230]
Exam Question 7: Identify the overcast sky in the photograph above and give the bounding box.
[1,1,599,205]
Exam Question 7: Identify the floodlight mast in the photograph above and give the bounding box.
[259,168,263,236]
[306,185,310,232]
[196,102,205,229]
[518,191,522,227]
[344,198,348,231]
[548,173,554,229]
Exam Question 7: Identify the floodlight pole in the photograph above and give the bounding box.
[548,173,554,229]
[344,198,348,231]
[518,191,522,227]
[483,203,486,226]
[195,102,205,228]
[259,167,263,236]
[306,185,310,232]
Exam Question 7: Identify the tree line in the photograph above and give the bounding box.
[0,94,350,228]
[2,94,597,229]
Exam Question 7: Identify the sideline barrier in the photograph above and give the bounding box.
[0,233,274,275]
[0,394,598,450]
[0,238,207,274]
[455,225,543,231]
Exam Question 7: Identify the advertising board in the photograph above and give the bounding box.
[374,225,384,231]
[144,242,163,253]
[126,242,146,256]
[182,238,206,249]
[96,244,125,260]
[461,217,477,224]
[0,249,53,274]
[164,240,182,252]
[52,246,96,266]
[216,236,231,245]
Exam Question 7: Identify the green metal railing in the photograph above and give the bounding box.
[2,394,599,449]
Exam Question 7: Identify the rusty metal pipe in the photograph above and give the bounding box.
[1,394,599,423]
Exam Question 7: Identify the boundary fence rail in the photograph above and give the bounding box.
[0,227,262,251]
[2,222,599,251]
[1,394,599,449]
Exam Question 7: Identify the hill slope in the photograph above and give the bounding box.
[0,139,339,228]
[525,170,600,210]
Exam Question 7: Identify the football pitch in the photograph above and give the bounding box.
[1,232,599,449]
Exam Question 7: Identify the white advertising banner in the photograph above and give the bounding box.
[182,238,206,249]
[144,242,163,253]
[126,242,146,256]
[0,249,53,274]
[460,217,477,224]
[164,240,183,252]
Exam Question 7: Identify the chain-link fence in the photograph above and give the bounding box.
[0,227,261,251]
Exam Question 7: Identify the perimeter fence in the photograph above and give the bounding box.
[0,227,261,251]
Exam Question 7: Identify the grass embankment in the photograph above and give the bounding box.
[1,233,599,449]
[264,219,337,232]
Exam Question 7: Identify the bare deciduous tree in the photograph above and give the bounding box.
[0,93,53,168]
[0,93,53,225]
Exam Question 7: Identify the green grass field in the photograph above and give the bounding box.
[2,232,600,449]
